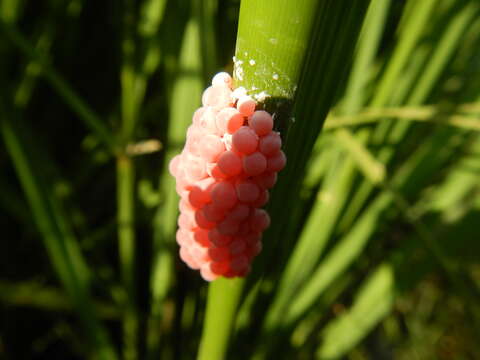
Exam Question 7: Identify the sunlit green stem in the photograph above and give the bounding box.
[197,279,245,360]
[118,0,139,358]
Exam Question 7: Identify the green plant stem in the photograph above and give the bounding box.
[234,0,320,101]
[118,1,140,358]
[197,278,245,360]
[147,10,204,359]
[117,155,138,360]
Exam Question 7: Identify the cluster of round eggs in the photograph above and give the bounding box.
[169,72,286,281]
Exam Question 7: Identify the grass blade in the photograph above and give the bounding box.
[0,106,117,360]
[147,10,204,358]
[0,20,118,152]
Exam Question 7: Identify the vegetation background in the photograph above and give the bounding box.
[1,0,480,359]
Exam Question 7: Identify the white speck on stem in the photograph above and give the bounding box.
[254,91,270,103]
[233,56,244,81]
[249,59,256,66]
[272,73,279,80]
[269,38,278,45]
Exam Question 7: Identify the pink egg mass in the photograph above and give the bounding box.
[169,71,286,281]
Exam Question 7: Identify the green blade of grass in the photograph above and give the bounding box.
[117,1,141,358]
[371,0,437,107]
[284,4,472,314]
[138,0,167,76]
[335,128,386,184]
[324,105,480,131]
[284,117,477,331]
[0,0,23,23]
[147,11,204,359]
[256,0,370,286]
[338,0,479,233]
[0,106,117,360]
[0,20,118,152]
[316,150,480,358]
[317,264,395,359]
[0,280,120,319]
[261,0,387,338]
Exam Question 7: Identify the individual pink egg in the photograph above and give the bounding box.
[202,85,233,109]
[185,125,205,155]
[208,228,233,247]
[179,198,196,213]
[200,264,218,281]
[266,150,287,172]
[178,212,196,230]
[217,151,242,177]
[250,209,271,232]
[184,155,207,180]
[246,240,262,259]
[235,179,260,203]
[230,255,249,273]
[192,228,211,246]
[210,260,230,275]
[202,202,226,222]
[217,218,240,236]
[199,134,225,162]
[235,264,251,277]
[169,155,181,177]
[212,72,233,88]
[190,242,210,262]
[229,239,246,255]
[236,95,256,116]
[208,245,230,262]
[176,167,194,190]
[176,229,191,247]
[194,209,216,229]
[215,108,240,134]
[249,110,273,136]
[244,232,262,246]
[232,126,258,155]
[259,132,282,156]
[225,203,250,223]
[199,108,222,135]
[188,177,215,208]
[231,86,247,100]
[175,183,189,198]
[192,107,206,125]
[206,162,228,180]
[237,221,251,236]
[253,172,277,189]
[210,180,238,209]
[180,246,200,270]
[243,152,267,176]
[252,189,269,208]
